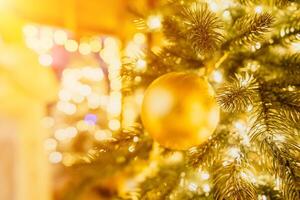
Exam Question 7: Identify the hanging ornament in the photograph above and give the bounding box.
[141,72,220,150]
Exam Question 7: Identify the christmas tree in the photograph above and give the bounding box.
[55,0,300,199]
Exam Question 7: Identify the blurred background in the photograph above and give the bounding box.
[0,0,158,199]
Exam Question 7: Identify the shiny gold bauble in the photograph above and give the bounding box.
[141,72,220,150]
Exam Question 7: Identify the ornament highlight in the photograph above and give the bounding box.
[141,72,220,150]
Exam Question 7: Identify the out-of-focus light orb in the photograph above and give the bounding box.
[79,84,92,96]
[54,129,68,141]
[291,42,300,51]
[23,24,38,37]
[40,37,54,51]
[188,182,198,192]
[128,145,135,152]
[76,120,89,131]
[57,101,77,115]
[136,59,147,72]
[147,15,162,30]
[234,120,247,133]
[58,90,72,101]
[90,38,102,52]
[49,151,62,164]
[62,154,75,167]
[39,54,53,67]
[84,114,98,125]
[209,2,219,12]
[255,6,263,14]
[87,94,102,109]
[44,138,57,151]
[222,10,231,20]
[202,184,211,193]
[79,42,91,55]
[94,130,112,141]
[65,39,78,52]
[104,37,120,48]
[54,30,68,45]
[41,117,55,128]
[66,127,78,138]
[108,119,121,131]
[212,70,223,83]
[82,67,104,81]
[260,195,267,200]
[72,94,85,103]
[133,33,146,44]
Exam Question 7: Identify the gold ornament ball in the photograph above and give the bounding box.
[141,72,220,150]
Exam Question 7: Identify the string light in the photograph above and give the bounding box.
[200,171,210,180]
[202,184,211,193]
[188,182,198,192]
[211,70,223,83]
[136,58,147,72]
[255,6,263,14]
[147,15,162,30]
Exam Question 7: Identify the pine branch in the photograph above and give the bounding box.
[261,138,300,200]
[138,164,184,199]
[180,3,224,54]
[229,13,274,47]
[187,129,229,168]
[71,127,153,175]
[217,73,259,112]
[213,158,258,200]
[162,16,184,41]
